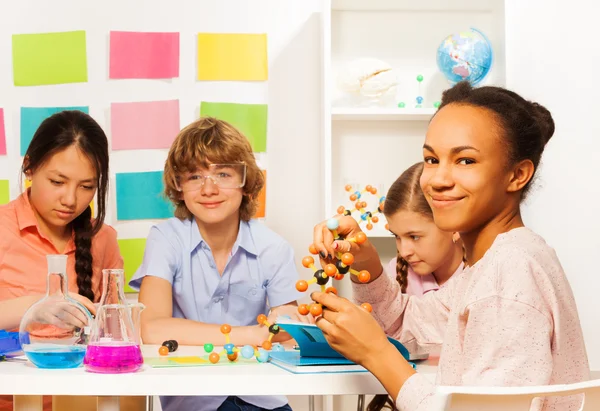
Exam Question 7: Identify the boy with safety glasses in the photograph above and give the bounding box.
[130,117,305,411]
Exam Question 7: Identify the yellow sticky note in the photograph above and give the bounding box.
[197,33,268,81]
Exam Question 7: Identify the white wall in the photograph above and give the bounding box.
[505,0,600,369]
[0,1,325,409]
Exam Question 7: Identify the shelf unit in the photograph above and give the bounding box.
[322,0,506,239]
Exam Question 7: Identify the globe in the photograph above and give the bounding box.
[436,28,493,86]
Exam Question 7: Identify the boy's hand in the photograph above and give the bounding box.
[269,303,315,325]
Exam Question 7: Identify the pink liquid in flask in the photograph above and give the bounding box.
[84,342,143,373]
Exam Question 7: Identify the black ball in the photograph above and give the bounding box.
[269,324,280,335]
[336,260,350,274]
[162,340,178,352]
[314,269,329,285]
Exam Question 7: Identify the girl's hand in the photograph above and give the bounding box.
[312,291,390,366]
[312,216,384,281]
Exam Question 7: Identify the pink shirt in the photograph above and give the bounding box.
[385,258,444,296]
[353,227,589,411]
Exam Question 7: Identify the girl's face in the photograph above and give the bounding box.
[420,103,514,234]
[28,145,98,237]
[387,210,456,276]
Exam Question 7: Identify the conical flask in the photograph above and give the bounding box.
[83,269,144,373]
[18,254,93,369]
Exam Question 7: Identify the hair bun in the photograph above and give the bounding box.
[530,102,555,145]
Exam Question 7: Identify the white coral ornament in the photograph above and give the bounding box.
[336,58,398,98]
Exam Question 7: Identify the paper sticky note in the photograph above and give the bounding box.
[21,107,89,156]
[117,238,147,293]
[200,102,267,152]
[12,30,87,86]
[116,171,173,220]
[0,109,6,155]
[111,100,180,150]
[0,180,9,205]
[256,170,266,218]
[197,33,268,81]
[109,31,179,79]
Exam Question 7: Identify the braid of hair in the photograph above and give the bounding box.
[395,250,409,294]
[72,206,95,302]
[367,395,398,411]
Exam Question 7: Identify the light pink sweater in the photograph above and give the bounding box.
[353,227,589,411]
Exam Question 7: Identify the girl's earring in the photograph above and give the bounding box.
[452,232,460,244]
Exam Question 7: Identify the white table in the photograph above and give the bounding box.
[0,345,439,411]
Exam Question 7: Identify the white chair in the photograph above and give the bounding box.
[432,378,600,410]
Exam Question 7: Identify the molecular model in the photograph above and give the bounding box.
[296,218,373,317]
[202,317,285,364]
[337,185,386,231]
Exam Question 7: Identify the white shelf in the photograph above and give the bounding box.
[331,107,436,121]
[332,0,499,11]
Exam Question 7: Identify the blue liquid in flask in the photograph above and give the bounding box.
[23,344,87,369]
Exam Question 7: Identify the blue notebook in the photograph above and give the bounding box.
[269,350,367,374]
[0,330,21,356]
[277,319,410,359]
[274,319,415,373]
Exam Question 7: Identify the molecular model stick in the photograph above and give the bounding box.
[203,319,283,364]
[337,184,386,231]
[296,218,373,317]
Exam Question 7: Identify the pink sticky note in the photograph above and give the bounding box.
[109,31,179,79]
[0,109,6,155]
[111,100,180,150]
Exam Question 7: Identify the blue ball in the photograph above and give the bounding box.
[224,343,235,354]
[416,96,424,104]
[241,345,255,359]
[360,213,368,221]
[256,349,270,363]
[354,191,361,199]
[271,343,285,352]
[326,218,339,230]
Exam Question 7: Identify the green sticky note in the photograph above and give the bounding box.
[117,238,147,293]
[12,30,88,86]
[0,180,9,205]
[200,102,267,152]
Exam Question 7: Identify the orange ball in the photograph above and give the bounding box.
[324,264,337,277]
[158,345,169,356]
[334,273,344,280]
[365,185,372,192]
[341,253,354,266]
[298,304,310,315]
[372,216,379,223]
[309,244,318,254]
[380,201,385,212]
[361,302,373,313]
[355,201,362,209]
[370,187,378,195]
[349,194,357,201]
[302,256,315,268]
[358,270,371,283]
[325,286,338,295]
[385,223,389,230]
[227,352,238,362]
[296,280,308,292]
[262,341,273,350]
[355,232,367,244]
[337,206,345,215]
[366,223,373,230]
[257,314,267,325]
[362,201,368,209]
[345,184,353,192]
[309,304,323,317]
[220,324,232,334]
[209,352,220,364]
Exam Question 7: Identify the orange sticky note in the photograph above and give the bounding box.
[256,170,266,218]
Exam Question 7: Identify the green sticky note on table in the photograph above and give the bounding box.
[12,30,88,86]
[118,238,146,293]
[200,102,267,152]
[0,180,9,205]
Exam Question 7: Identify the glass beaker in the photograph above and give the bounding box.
[83,269,144,373]
[18,255,93,369]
